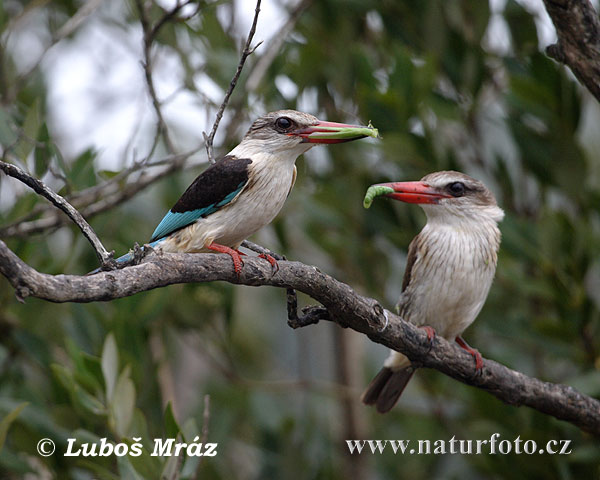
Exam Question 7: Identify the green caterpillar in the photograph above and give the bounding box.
[363,185,395,209]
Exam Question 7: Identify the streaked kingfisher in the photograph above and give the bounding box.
[361,171,504,412]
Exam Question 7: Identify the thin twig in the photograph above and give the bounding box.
[191,394,210,480]
[150,0,195,39]
[0,160,113,266]
[136,0,205,154]
[203,0,263,164]
[217,0,311,146]
[246,0,313,92]
[240,240,284,260]
[1,0,260,239]
[0,148,203,239]
[5,0,104,104]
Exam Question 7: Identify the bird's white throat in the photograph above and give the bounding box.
[230,137,313,160]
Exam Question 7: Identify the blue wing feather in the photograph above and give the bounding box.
[150,181,246,242]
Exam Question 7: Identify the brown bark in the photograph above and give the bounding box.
[1,240,599,436]
[543,0,600,101]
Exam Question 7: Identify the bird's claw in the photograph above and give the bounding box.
[421,326,436,342]
[378,310,389,332]
[258,253,279,274]
[420,326,436,353]
[455,336,483,371]
[207,243,245,278]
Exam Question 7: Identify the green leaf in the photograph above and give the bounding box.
[34,123,51,177]
[50,143,69,179]
[52,365,107,416]
[73,384,107,416]
[110,366,136,437]
[117,455,145,480]
[98,169,121,180]
[81,352,106,392]
[181,417,200,446]
[72,428,103,445]
[0,108,17,145]
[129,409,151,448]
[160,453,180,480]
[17,98,41,160]
[163,402,181,440]
[123,437,162,480]
[68,148,97,189]
[66,339,103,394]
[77,459,121,480]
[102,333,119,402]
[0,402,28,452]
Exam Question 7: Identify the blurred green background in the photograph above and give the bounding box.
[1,0,599,478]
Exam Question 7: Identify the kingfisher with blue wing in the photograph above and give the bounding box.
[91,110,378,274]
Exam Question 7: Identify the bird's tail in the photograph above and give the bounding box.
[87,240,163,275]
[87,251,134,275]
[361,367,414,413]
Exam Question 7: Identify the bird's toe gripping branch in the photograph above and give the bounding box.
[207,243,245,277]
[421,326,436,353]
[421,326,436,342]
[455,336,483,371]
[240,240,284,276]
[258,253,279,274]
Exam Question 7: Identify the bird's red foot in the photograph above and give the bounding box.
[455,336,483,370]
[258,253,279,274]
[421,326,436,342]
[207,243,244,277]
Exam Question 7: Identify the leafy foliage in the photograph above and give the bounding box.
[1,0,599,478]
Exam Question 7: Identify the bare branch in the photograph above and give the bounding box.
[203,0,263,164]
[0,161,113,267]
[136,0,206,154]
[4,0,104,103]
[1,241,599,436]
[0,149,201,239]
[542,0,600,102]
[246,0,313,92]
[149,0,201,39]
[191,394,210,480]
[216,0,311,145]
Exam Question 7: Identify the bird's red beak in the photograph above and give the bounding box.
[291,120,379,144]
[379,181,451,204]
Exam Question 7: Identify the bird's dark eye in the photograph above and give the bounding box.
[275,117,293,131]
[447,182,466,197]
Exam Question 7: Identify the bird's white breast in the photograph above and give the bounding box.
[398,219,501,340]
[160,151,297,253]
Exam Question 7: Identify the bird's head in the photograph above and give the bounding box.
[364,171,504,224]
[235,110,379,158]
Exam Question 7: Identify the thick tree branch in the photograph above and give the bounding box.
[542,0,600,102]
[203,0,262,164]
[0,240,598,436]
[0,161,113,267]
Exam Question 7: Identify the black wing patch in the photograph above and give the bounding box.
[401,233,424,292]
[150,155,252,242]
